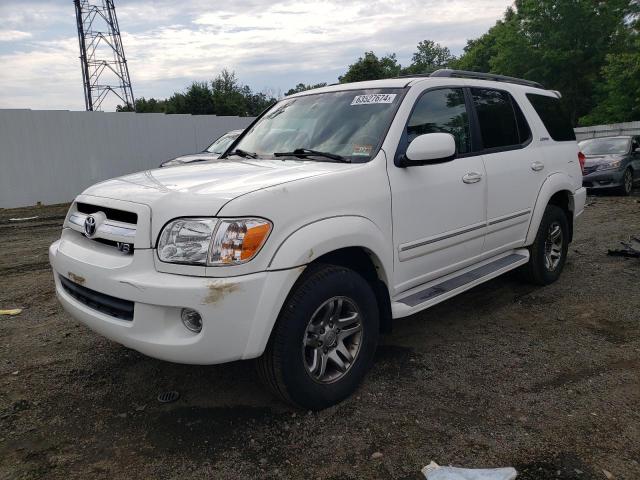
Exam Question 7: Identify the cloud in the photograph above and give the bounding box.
[0,2,73,32]
[0,37,84,110]
[0,0,514,110]
[0,30,32,42]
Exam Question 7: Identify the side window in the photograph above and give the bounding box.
[407,88,471,154]
[471,88,531,149]
[526,93,576,142]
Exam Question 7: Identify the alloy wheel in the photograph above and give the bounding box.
[544,221,563,271]
[624,170,633,194]
[302,296,363,383]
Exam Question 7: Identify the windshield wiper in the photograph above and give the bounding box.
[228,148,258,159]
[273,148,350,163]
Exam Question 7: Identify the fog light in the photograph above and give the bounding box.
[181,308,202,333]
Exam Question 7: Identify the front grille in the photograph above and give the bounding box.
[60,275,134,321]
[76,202,138,225]
[583,166,598,175]
[68,201,138,251]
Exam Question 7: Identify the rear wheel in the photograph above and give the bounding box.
[617,168,633,196]
[521,205,569,285]
[257,264,379,410]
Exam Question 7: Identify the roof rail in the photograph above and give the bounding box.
[430,69,544,89]
[396,73,433,79]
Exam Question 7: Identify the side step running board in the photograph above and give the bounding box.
[392,251,529,317]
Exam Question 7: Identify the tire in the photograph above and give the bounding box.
[256,264,379,410]
[520,204,569,286]
[617,168,633,196]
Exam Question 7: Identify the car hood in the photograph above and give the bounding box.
[82,158,343,218]
[160,152,220,167]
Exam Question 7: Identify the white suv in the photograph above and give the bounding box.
[49,70,586,410]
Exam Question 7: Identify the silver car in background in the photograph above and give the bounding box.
[580,136,640,195]
[160,129,243,167]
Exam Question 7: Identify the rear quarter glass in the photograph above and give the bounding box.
[526,93,576,142]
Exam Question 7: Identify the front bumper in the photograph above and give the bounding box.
[582,168,625,189]
[49,230,300,364]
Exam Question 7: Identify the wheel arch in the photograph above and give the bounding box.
[307,247,393,334]
[267,216,393,334]
[525,174,576,245]
[268,216,392,282]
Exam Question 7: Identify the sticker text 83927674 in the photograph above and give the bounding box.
[350,94,397,106]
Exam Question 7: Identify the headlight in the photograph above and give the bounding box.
[158,218,217,265]
[209,218,272,266]
[157,217,272,266]
[596,160,622,171]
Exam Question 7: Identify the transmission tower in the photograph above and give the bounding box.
[74,0,135,111]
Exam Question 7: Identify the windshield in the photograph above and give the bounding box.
[231,88,405,162]
[580,138,630,155]
[206,132,240,154]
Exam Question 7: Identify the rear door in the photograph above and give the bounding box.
[524,93,580,184]
[469,87,541,256]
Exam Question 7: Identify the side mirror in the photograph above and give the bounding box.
[404,133,456,165]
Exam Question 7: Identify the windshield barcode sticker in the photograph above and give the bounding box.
[351,94,397,105]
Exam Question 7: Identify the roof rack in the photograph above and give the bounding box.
[429,69,544,89]
[396,73,433,78]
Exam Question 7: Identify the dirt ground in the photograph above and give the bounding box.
[0,192,639,480]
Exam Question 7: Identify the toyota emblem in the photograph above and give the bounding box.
[84,215,97,237]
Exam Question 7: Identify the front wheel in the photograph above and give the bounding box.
[257,264,379,410]
[521,205,569,285]
[617,168,633,196]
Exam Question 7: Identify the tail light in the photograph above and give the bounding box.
[578,151,586,174]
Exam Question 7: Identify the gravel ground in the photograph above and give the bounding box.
[0,192,639,480]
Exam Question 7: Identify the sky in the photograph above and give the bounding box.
[0,0,514,111]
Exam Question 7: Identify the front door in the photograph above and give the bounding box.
[387,87,487,295]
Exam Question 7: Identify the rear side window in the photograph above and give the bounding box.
[407,88,471,154]
[471,88,531,150]
[526,94,576,141]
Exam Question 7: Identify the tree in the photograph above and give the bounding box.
[451,8,518,73]
[402,40,455,74]
[285,83,328,96]
[117,69,276,116]
[454,1,638,124]
[580,3,640,124]
[339,52,402,83]
[117,97,168,113]
[184,81,215,115]
[580,43,640,125]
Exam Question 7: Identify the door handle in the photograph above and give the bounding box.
[531,161,545,172]
[462,172,483,184]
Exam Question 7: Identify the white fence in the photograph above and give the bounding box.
[3,110,637,209]
[0,110,254,209]
[575,121,640,141]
